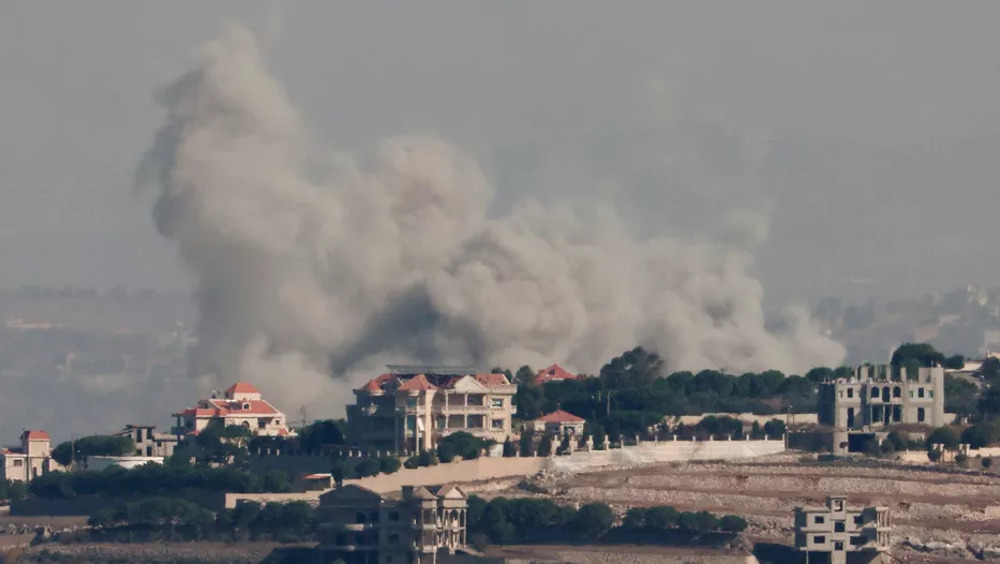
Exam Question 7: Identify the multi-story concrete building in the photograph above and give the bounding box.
[346,366,517,453]
[113,424,179,458]
[818,365,946,430]
[172,382,293,439]
[0,430,63,482]
[317,483,468,564]
[794,496,891,564]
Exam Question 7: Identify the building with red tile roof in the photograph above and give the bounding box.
[348,366,517,453]
[0,429,63,482]
[531,409,586,437]
[533,364,581,385]
[172,382,293,439]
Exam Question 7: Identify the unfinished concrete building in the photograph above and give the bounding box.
[346,365,516,454]
[794,496,891,564]
[818,365,946,430]
[317,484,468,564]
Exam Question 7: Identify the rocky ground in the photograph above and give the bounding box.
[484,453,1000,563]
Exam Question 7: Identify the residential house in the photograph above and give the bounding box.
[317,484,468,564]
[346,366,517,453]
[0,430,63,482]
[531,410,586,437]
[172,382,293,439]
[533,364,580,386]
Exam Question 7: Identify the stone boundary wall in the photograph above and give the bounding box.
[670,413,818,427]
[225,438,785,506]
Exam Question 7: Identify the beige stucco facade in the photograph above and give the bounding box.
[347,368,516,453]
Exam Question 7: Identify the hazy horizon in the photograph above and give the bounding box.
[3,3,1000,434]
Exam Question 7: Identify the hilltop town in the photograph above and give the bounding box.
[1,343,1000,563]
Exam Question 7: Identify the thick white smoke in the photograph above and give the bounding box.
[138,26,844,411]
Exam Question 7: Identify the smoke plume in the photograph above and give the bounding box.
[138,26,844,410]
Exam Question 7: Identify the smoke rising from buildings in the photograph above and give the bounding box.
[137,25,844,410]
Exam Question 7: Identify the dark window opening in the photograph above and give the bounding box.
[835,521,845,532]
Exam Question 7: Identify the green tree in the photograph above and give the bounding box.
[718,515,748,533]
[297,420,345,453]
[573,503,614,539]
[763,419,786,439]
[515,382,545,420]
[600,347,663,390]
[622,507,646,529]
[644,505,679,530]
[502,438,517,457]
[378,457,401,474]
[961,424,993,449]
[261,470,292,492]
[437,432,489,462]
[926,427,959,449]
[514,365,536,385]
[51,435,136,466]
[519,429,535,456]
[891,343,946,368]
[944,354,966,370]
[536,435,553,457]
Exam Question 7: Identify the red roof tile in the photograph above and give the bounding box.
[226,382,261,395]
[360,373,395,393]
[397,374,438,391]
[209,399,279,416]
[533,364,578,385]
[534,409,585,423]
[473,373,511,387]
[21,430,50,441]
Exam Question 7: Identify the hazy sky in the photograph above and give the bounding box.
[2,2,999,306]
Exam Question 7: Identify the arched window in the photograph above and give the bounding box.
[882,387,890,401]
[893,386,901,398]
[870,387,879,399]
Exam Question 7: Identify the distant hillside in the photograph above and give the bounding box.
[813,285,1000,364]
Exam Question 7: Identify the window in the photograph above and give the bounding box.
[389,511,400,522]
[928,390,933,398]
[492,418,504,430]
[917,408,925,423]
[814,516,825,524]
[406,398,417,408]
[871,387,878,399]
[893,386,901,398]
[491,398,504,408]
[13,459,22,467]
[388,533,400,544]
[846,388,853,398]
[853,515,863,525]
[918,387,925,398]
[834,541,844,551]
[851,535,866,546]
[832,500,843,511]
[834,521,845,532]
[243,403,251,410]
[257,419,266,429]
[909,390,914,398]
[814,535,826,544]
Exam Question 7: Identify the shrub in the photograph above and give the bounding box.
[961,425,993,449]
[573,503,614,539]
[718,514,748,533]
[644,505,680,530]
[927,449,942,462]
[983,456,993,469]
[502,439,517,457]
[926,427,959,450]
[955,453,969,466]
[378,457,401,474]
[622,507,646,529]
